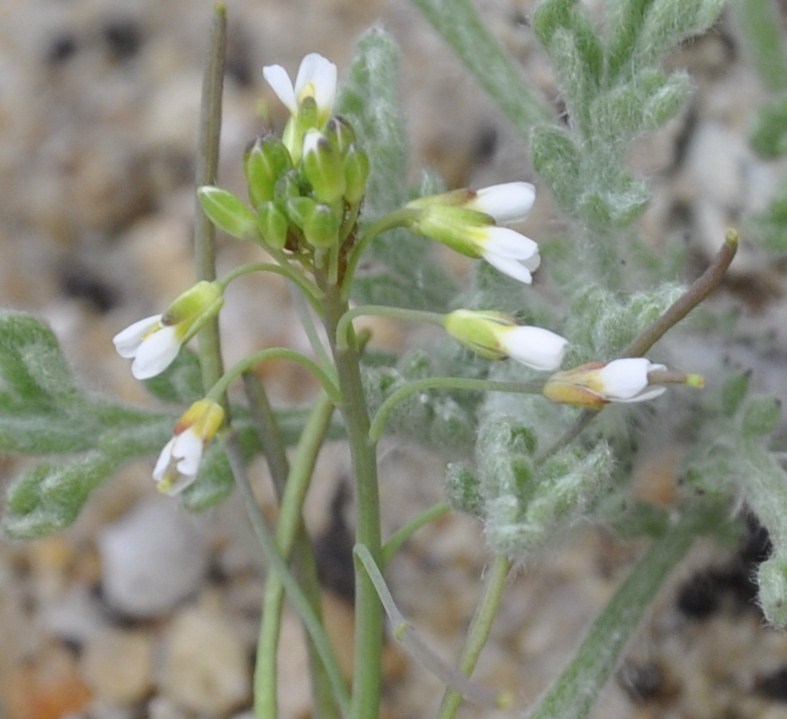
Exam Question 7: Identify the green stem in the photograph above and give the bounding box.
[336,304,445,351]
[734,0,787,92]
[321,285,384,719]
[222,429,351,716]
[382,501,451,566]
[217,261,323,306]
[256,393,338,719]
[436,554,512,719]
[354,545,503,710]
[194,2,227,398]
[369,377,543,443]
[528,510,705,719]
[207,347,341,406]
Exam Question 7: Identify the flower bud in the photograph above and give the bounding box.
[256,201,289,250]
[343,145,370,204]
[153,398,225,495]
[302,203,341,249]
[444,309,567,371]
[543,358,668,409]
[244,136,292,207]
[324,116,357,154]
[197,186,259,241]
[302,129,346,203]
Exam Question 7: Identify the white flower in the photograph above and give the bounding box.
[112,315,181,380]
[263,52,337,123]
[113,281,223,381]
[596,358,667,403]
[153,399,224,495]
[466,182,536,224]
[443,309,567,371]
[499,325,568,371]
[478,226,541,284]
[543,358,668,409]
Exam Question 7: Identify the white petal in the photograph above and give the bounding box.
[501,326,568,371]
[471,182,535,223]
[302,128,323,157]
[295,53,337,111]
[130,325,181,380]
[112,315,162,358]
[482,251,534,284]
[483,226,540,261]
[598,358,665,400]
[172,429,204,477]
[263,64,297,113]
[613,386,667,404]
[152,437,177,481]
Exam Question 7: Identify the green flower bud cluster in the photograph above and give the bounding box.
[198,55,370,278]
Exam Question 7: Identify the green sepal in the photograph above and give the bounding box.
[197,186,259,240]
[303,203,342,249]
[302,131,346,203]
[343,145,370,204]
[324,116,357,154]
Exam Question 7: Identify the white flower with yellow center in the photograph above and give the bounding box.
[263,52,337,126]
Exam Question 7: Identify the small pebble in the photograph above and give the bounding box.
[98,496,209,619]
[161,604,251,715]
[81,628,154,704]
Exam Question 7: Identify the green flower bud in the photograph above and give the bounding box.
[256,201,289,250]
[164,280,225,344]
[244,136,292,207]
[285,196,318,231]
[302,129,346,203]
[324,116,356,154]
[283,96,320,164]
[197,186,258,241]
[343,145,370,204]
[303,203,341,249]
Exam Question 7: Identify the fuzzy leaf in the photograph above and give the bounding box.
[143,347,204,405]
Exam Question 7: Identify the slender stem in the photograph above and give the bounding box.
[354,545,504,710]
[619,230,738,358]
[321,285,384,719]
[436,554,512,719]
[256,393,338,719]
[382,501,451,566]
[222,429,351,716]
[539,231,738,462]
[194,2,227,398]
[217,261,323,306]
[528,510,706,719]
[207,347,341,405]
[369,377,543,443]
[243,372,290,496]
[336,305,445,352]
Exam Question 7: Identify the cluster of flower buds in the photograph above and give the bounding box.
[197,53,370,263]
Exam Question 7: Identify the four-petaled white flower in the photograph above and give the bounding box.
[443,310,567,371]
[153,399,225,495]
[263,52,337,125]
[543,358,668,409]
[475,225,541,285]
